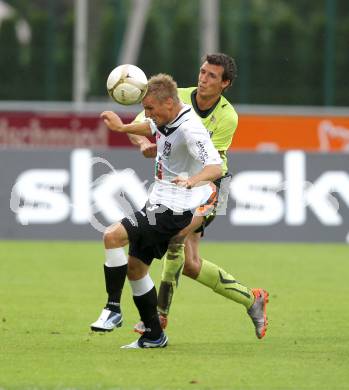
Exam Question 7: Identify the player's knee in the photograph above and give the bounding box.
[103,222,128,249]
[183,255,201,278]
[103,228,121,249]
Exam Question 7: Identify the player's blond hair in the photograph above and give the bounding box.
[145,73,180,103]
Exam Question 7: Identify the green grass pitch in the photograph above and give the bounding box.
[0,241,348,390]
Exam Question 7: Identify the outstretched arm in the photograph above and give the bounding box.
[101,111,152,137]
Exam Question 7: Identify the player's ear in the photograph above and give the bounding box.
[165,97,174,108]
[221,79,230,91]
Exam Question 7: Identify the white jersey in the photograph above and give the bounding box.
[147,104,221,212]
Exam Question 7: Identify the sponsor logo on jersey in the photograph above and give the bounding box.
[195,141,209,163]
[163,141,172,157]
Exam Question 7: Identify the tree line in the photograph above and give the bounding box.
[0,0,348,106]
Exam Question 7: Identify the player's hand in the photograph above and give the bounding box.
[100,111,124,132]
[140,143,157,158]
[171,176,194,189]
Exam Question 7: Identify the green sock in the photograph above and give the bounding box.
[161,244,185,283]
[157,244,185,315]
[196,259,254,308]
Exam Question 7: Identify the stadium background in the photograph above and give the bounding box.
[1,0,348,242]
[0,1,349,390]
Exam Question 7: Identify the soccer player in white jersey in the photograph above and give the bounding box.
[91,73,222,348]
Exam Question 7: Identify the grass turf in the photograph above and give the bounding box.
[0,241,348,390]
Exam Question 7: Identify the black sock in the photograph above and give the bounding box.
[104,264,127,312]
[133,286,162,340]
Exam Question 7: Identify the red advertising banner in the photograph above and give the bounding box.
[0,112,135,148]
[1,111,349,151]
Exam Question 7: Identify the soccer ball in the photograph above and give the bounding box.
[106,64,148,105]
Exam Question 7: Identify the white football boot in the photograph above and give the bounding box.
[90,308,123,332]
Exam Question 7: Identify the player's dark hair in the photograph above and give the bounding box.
[203,53,237,89]
[146,73,180,103]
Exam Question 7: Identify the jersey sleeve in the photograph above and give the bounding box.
[211,110,238,151]
[183,123,222,167]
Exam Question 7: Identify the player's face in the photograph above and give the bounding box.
[142,94,172,127]
[197,61,230,99]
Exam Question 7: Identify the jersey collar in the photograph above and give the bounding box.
[158,105,191,137]
[191,89,221,118]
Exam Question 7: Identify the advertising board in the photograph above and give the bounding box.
[1,149,348,242]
